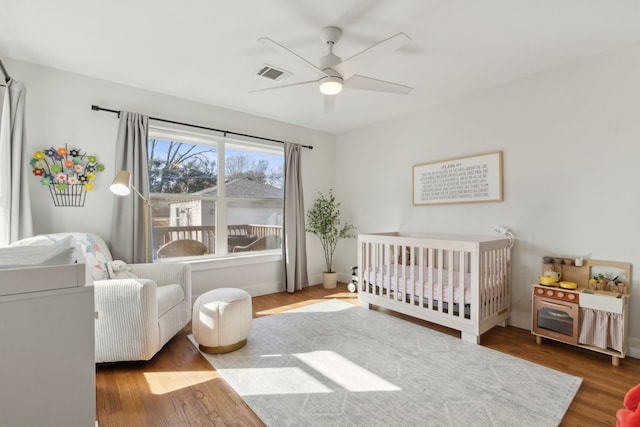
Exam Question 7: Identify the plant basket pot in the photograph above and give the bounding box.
[322,272,337,289]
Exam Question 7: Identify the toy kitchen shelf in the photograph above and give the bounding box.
[531,258,632,366]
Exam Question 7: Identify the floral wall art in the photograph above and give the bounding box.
[30,145,105,207]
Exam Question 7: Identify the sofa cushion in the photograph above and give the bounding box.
[157,284,185,317]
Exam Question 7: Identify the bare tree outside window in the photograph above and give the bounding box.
[148,138,217,194]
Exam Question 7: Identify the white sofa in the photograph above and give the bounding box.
[10,232,191,363]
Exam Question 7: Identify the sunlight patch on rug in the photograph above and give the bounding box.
[190,299,582,427]
[215,366,332,395]
[294,350,401,392]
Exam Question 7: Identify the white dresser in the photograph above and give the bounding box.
[0,264,95,427]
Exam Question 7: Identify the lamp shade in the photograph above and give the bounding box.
[110,170,132,196]
[319,76,343,95]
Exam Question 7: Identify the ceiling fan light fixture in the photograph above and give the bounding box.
[319,76,343,95]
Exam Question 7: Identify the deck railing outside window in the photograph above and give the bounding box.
[153,224,282,258]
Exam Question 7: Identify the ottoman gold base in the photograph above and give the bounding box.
[199,338,247,354]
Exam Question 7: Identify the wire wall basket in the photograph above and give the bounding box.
[48,184,88,207]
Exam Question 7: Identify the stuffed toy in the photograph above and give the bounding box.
[106,260,138,280]
[617,383,640,427]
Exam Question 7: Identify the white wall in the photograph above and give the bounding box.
[335,42,640,356]
[7,58,336,297]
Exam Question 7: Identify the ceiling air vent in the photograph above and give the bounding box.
[256,64,290,81]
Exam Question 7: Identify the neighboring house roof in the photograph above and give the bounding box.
[193,177,283,199]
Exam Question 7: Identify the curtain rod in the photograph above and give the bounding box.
[0,57,10,83]
[91,104,313,150]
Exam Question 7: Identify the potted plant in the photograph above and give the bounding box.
[306,189,356,288]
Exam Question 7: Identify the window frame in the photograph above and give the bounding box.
[148,125,284,261]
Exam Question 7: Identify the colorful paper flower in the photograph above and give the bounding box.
[44,148,57,158]
[57,147,67,156]
[50,164,61,173]
[68,176,79,185]
[86,172,96,181]
[87,156,97,163]
[79,175,89,183]
[34,151,45,160]
[74,164,84,173]
[83,183,94,191]
[55,183,67,191]
[96,164,105,172]
[40,176,52,185]
[56,173,67,181]
[33,168,45,176]
[64,168,75,175]
[34,160,46,168]
[72,157,82,165]
[69,149,80,157]
[64,160,74,168]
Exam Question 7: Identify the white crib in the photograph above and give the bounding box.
[357,232,512,344]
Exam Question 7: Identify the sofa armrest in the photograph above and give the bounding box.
[93,278,159,362]
[128,263,191,309]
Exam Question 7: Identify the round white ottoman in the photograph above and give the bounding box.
[192,288,252,354]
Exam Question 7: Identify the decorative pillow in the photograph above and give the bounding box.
[0,235,76,268]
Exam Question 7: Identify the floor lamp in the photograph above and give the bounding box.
[110,170,151,263]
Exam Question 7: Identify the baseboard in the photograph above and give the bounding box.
[191,281,280,304]
[507,309,531,331]
[243,281,280,297]
[627,337,640,359]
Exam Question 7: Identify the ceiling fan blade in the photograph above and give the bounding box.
[344,75,412,94]
[334,32,410,79]
[259,37,329,77]
[324,95,335,114]
[249,80,317,94]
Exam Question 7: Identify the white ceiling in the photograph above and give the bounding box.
[1,0,640,134]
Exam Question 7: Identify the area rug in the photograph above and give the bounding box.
[189,299,581,427]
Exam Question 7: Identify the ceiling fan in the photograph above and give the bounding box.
[253,26,412,113]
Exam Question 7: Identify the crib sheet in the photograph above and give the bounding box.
[366,266,471,304]
[366,266,504,304]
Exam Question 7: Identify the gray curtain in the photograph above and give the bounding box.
[110,111,150,263]
[0,79,33,246]
[281,142,308,292]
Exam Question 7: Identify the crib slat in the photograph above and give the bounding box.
[436,249,443,313]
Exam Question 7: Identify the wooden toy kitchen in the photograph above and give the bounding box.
[532,257,632,366]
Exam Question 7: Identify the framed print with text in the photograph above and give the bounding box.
[412,151,503,205]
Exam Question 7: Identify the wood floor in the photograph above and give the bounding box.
[96,284,639,426]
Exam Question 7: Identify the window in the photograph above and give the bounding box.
[148,127,284,259]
